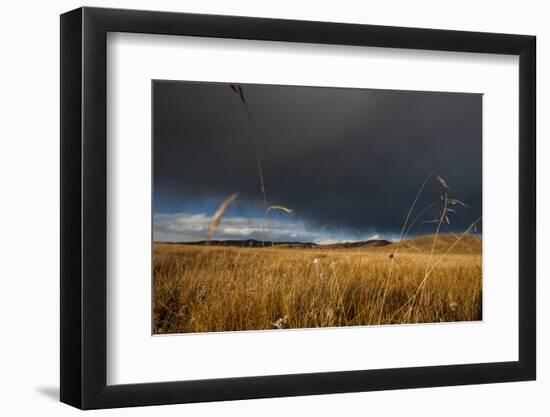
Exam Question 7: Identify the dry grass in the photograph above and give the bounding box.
[153,236,482,334]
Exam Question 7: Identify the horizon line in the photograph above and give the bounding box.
[154,232,482,246]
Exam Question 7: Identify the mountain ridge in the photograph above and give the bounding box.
[156,234,482,254]
[159,238,392,248]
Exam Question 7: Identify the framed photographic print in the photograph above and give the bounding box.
[60,7,536,409]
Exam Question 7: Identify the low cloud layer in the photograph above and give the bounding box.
[154,212,385,243]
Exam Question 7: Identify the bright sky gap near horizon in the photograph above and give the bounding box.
[153,81,482,244]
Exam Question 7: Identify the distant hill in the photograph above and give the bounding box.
[318,239,392,249]
[158,234,481,254]
[380,234,482,255]
[161,238,392,249]
[178,239,318,248]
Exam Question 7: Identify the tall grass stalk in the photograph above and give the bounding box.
[376,172,434,324]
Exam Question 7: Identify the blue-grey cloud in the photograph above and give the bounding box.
[154,212,386,243]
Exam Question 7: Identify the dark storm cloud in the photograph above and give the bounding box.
[154,81,482,236]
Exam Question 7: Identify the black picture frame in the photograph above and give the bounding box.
[60,6,536,410]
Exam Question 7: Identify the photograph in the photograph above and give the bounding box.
[152,81,482,334]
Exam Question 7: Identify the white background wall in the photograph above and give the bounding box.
[0,0,546,415]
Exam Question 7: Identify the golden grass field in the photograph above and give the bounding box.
[153,234,482,334]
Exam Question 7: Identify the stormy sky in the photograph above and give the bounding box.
[153,80,482,243]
